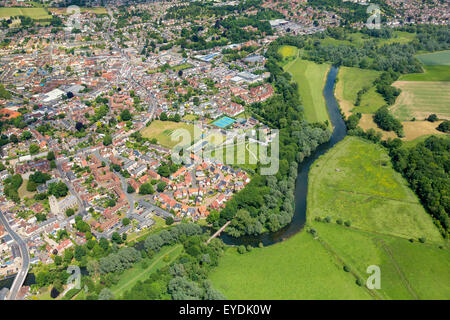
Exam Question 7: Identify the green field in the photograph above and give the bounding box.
[285,58,331,126]
[307,137,443,242]
[399,65,450,81]
[278,45,298,59]
[312,222,450,300]
[0,7,51,20]
[320,31,415,48]
[416,50,450,66]
[110,245,183,299]
[209,230,372,300]
[335,67,386,115]
[391,81,450,120]
[141,120,199,149]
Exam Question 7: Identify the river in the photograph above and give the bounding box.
[220,66,347,246]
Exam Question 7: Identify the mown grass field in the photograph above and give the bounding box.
[141,120,199,149]
[48,7,108,15]
[278,45,298,59]
[391,81,450,121]
[398,65,450,81]
[307,137,443,242]
[209,230,371,300]
[320,31,415,48]
[335,67,386,116]
[0,7,51,20]
[416,50,450,66]
[110,245,183,299]
[285,58,331,127]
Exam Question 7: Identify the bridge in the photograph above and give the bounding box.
[206,221,231,244]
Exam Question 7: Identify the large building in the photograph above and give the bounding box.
[49,195,77,217]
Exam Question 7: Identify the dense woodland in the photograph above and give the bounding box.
[385,136,450,238]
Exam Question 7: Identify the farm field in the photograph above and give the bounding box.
[391,81,450,121]
[416,50,450,66]
[285,58,331,127]
[140,120,200,149]
[0,7,51,20]
[209,230,371,300]
[398,65,450,81]
[307,136,443,242]
[312,222,450,300]
[335,67,385,116]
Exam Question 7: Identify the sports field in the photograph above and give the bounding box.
[335,67,385,116]
[391,81,450,121]
[0,7,51,20]
[285,58,331,126]
[307,137,443,242]
[416,50,450,66]
[140,120,200,149]
[211,116,236,128]
[278,45,298,59]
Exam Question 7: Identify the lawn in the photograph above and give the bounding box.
[285,58,331,126]
[18,179,36,199]
[312,222,450,300]
[307,136,443,242]
[335,67,385,116]
[0,7,51,20]
[278,45,298,59]
[209,230,371,300]
[416,50,450,66]
[140,120,200,149]
[110,244,183,299]
[390,81,450,121]
[398,65,450,81]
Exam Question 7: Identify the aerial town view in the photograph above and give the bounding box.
[0,0,448,309]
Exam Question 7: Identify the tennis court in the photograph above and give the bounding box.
[212,116,236,128]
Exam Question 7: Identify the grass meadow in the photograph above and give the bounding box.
[285,58,331,127]
[307,137,443,242]
[140,120,199,149]
[0,7,51,20]
[398,65,450,81]
[416,50,450,66]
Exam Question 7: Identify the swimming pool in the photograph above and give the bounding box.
[212,116,236,128]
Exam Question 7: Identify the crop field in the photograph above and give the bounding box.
[335,67,385,116]
[285,58,331,126]
[307,137,443,242]
[140,120,200,149]
[391,81,450,121]
[416,50,450,66]
[0,7,51,20]
[209,230,371,300]
[399,65,450,81]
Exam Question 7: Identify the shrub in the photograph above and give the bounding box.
[237,245,246,254]
[324,216,331,223]
[258,242,263,248]
[336,218,343,225]
[356,278,363,286]
[344,221,352,227]
[418,237,426,243]
[246,245,252,252]
[409,238,414,243]
[343,265,350,272]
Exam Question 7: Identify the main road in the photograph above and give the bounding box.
[0,211,30,300]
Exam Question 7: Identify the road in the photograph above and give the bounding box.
[0,211,30,300]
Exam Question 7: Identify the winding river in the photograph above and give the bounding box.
[0,67,346,291]
[220,66,347,246]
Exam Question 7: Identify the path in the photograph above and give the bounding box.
[206,221,231,244]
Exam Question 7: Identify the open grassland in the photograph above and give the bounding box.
[391,81,450,121]
[320,31,415,48]
[0,7,51,20]
[141,120,199,149]
[399,65,450,81]
[285,58,331,127]
[312,222,450,300]
[335,67,385,116]
[110,245,183,299]
[416,50,450,66]
[278,45,298,59]
[307,137,443,242]
[48,7,108,15]
[209,230,371,300]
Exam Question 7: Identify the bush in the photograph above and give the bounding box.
[324,216,331,223]
[355,278,363,286]
[246,245,252,252]
[237,245,246,254]
[418,237,426,243]
[409,238,414,243]
[344,221,351,227]
[258,242,263,248]
[336,218,343,225]
[343,265,350,272]
[426,114,438,122]
[436,120,450,133]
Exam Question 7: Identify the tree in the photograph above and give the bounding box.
[165,216,174,225]
[157,181,167,192]
[159,112,168,121]
[426,114,438,122]
[111,232,123,244]
[139,183,154,195]
[65,208,75,217]
[120,109,132,121]
[168,277,203,300]
[127,184,135,193]
[47,151,56,161]
[103,135,113,146]
[98,288,114,300]
[122,218,131,226]
[21,130,32,140]
[29,144,40,155]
